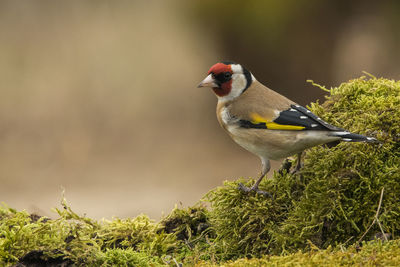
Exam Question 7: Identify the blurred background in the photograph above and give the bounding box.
[1,0,400,219]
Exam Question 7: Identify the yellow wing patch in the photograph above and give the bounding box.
[250,113,305,130]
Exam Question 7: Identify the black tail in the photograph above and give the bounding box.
[329,131,378,143]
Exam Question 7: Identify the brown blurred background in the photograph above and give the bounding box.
[1,0,400,219]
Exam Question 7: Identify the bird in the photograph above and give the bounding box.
[198,61,378,196]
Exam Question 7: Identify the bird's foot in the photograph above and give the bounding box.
[238,183,273,199]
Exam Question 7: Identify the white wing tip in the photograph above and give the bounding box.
[334,131,351,136]
[342,138,353,142]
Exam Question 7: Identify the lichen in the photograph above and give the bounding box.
[1,75,399,266]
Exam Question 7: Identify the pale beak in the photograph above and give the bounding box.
[197,74,218,88]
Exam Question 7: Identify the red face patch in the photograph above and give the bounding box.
[208,63,232,75]
[213,80,232,96]
[207,62,233,97]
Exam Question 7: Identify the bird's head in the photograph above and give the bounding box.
[198,61,254,101]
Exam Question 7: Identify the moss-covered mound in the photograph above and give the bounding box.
[1,75,399,266]
[0,199,176,266]
[202,75,400,260]
[197,239,400,266]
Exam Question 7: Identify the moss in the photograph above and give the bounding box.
[1,76,399,266]
[195,239,400,266]
[160,205,217,263]
[274,75,400,252]
[161,205,212,242]
[0,200,177,266]
[95,248,164,267]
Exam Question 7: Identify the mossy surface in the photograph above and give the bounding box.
[0,199,176,266]
[1,76,399,266]
[196,239,400,267]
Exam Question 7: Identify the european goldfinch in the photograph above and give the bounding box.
[198,61,377,195]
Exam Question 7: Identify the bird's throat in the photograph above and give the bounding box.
[212,81,232,97]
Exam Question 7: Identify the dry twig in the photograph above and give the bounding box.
[356,187,386,244]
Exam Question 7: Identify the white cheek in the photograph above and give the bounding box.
[231,75,246,94]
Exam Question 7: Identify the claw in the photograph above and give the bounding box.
[238,183,273,199]
[238,182,251,192]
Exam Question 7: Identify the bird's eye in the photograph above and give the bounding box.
[224,72,232,79]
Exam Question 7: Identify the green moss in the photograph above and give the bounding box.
[276,75,400,252]
[95,248,164,267]
[1,76,399,266]
[195,240,400,266]
[159,205,218,263]
[0,200,177,266]
[161,205,212,242]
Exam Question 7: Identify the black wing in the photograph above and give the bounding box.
[273,104,343,131]
[238,104,343,131]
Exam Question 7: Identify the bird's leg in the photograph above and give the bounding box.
[238,158,272,198]
[290,152,303,174]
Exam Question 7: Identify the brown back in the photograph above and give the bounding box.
[227,80,295,121]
